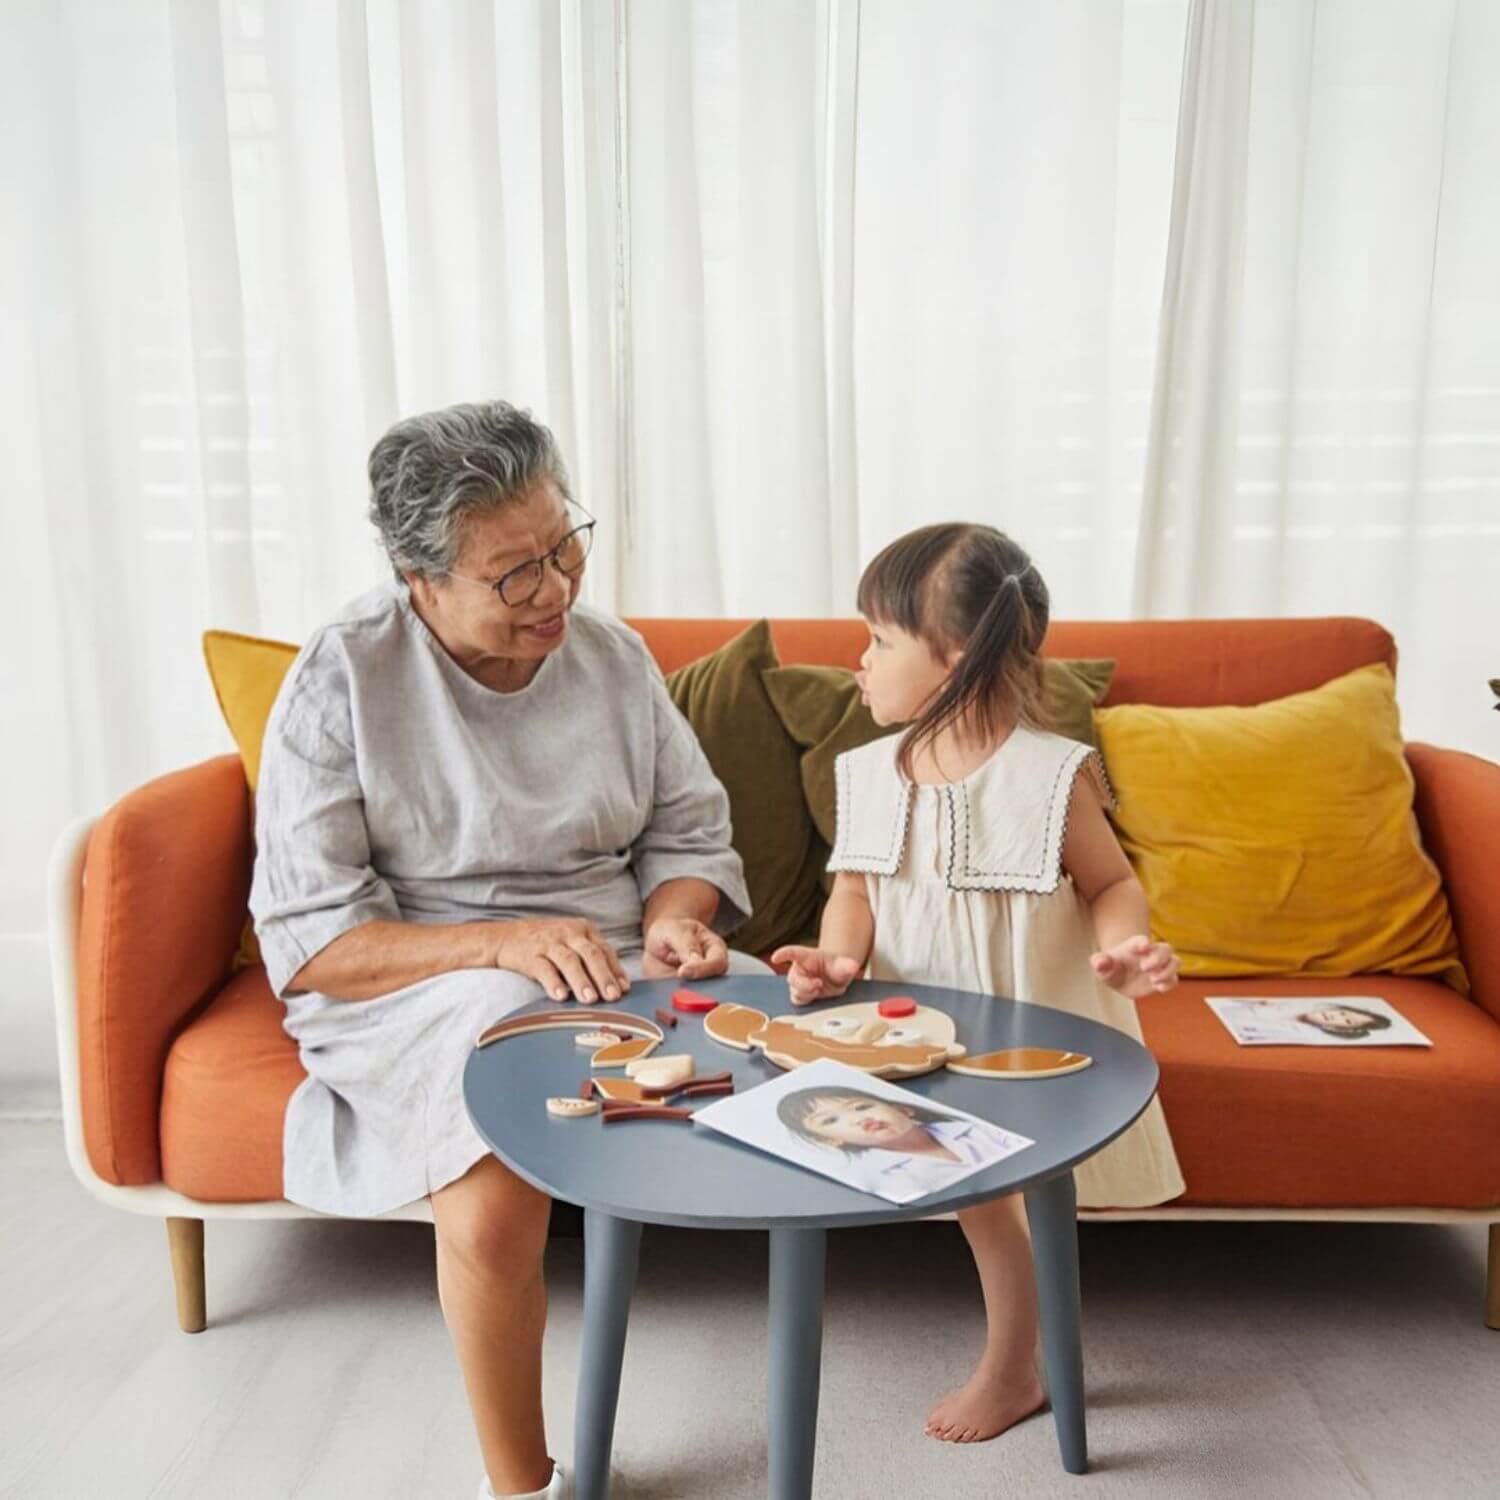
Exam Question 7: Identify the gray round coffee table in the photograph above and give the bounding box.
[463,975,1162,1500]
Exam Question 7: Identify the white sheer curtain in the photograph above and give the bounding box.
[3,0,1497,1081]
[1137,0,1500,752]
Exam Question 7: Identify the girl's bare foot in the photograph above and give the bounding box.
[924,1367,1046,1443]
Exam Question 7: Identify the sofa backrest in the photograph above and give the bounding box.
[626,616,1398,707]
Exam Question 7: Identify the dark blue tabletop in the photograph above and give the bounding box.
[463,976,1160,1231]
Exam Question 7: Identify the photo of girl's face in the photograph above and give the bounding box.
[1300,1005,1375,1034]
[799,1094,916,1148]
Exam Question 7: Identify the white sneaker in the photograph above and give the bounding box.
[476,1460,570,1499]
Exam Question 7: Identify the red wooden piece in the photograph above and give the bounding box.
[877,996,917,1018]
[672,988,720,1014]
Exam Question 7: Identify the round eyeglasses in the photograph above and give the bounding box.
[445,516,596,607]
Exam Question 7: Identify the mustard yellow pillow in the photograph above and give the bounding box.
[203,630,300,970]
[203,630,299,789]
[1093,663,1469,994]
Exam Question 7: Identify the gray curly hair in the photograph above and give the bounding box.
[367,400,572,580]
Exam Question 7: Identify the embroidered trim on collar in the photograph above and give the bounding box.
[829,748,913,873]
[942,741,1098,893]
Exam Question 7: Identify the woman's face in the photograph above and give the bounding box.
[799,1094,919,1148]
[855,617,956,726]
[408,481,583,687]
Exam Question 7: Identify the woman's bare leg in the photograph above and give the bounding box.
[925,1192,1046,1442]
[431,1155,554,1494]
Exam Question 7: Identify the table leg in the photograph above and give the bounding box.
[574,1210,642,1500]
[767,1226,826,1500]
[1024,1170,1088,1474]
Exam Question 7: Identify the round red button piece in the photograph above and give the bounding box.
[877,996,917,1018]
[672,989,720,1014]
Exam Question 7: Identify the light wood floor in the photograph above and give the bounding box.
[3,1119,1496,1500]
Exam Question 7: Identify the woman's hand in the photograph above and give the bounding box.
[770,946,863,1006]
[1090,934,1179,998]
[492,917,630,1004]
[641,917,729,981]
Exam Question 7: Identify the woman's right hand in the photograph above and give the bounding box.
[492,918,631,1004]
[770,946,863,1006]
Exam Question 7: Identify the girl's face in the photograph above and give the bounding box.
[855,617,959,726]
[799,1094,920,1148]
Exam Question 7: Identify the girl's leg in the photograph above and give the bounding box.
[431,1155,555,1495]
[926,1192,1046,1442]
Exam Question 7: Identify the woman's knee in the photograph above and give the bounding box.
[432,1156,552,1276]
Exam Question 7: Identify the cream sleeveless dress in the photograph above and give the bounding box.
[826,727,1184,1209]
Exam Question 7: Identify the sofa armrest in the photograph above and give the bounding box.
[77,754,252,1185]
[1407,742,1500,1023]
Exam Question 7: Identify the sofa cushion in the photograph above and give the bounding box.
[1142,976,1500,1208]
[1095,663,1468,994]
[663,620,825,952]
[762,658,1116,847]
[160,965,302,1201]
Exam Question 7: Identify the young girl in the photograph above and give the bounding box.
[772,522,1185,1446]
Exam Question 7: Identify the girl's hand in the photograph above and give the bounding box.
[642,917,729,981]
[770,946,863,1006]
[1091,934,1179,998]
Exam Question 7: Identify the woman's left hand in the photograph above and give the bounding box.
[1091,934,1179,997]
[642,917,730,981]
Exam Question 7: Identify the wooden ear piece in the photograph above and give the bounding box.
[947,1048,1093,1079]
[590,1036,661,1069]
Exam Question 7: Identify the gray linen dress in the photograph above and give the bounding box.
[249,581,758,1217]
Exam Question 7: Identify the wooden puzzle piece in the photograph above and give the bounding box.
[624,1054,695,1089]
[574,1030,623,1049]
[546,1096,602,1118]
[476,1010,664,1050]
[947,1048,1093,1079]
[671,988,720,1014]
[600,1104,695,1124]
[703,1002,768,1050]
[877,996,917,1018]
[590,1035,660,1069]
[592,1071,733,1105]
[747,1000,965,1079]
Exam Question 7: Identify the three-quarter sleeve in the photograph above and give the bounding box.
[250,647,402,997]
[630,668,752,936]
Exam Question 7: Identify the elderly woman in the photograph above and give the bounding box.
[249,400,762,1500]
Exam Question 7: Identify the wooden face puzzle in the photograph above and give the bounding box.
[705,999,963,1079]
[704,1000,1092,1081]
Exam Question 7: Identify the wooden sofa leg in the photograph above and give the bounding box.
[166,1217,207,1334]
[1488,1224,1500,1332]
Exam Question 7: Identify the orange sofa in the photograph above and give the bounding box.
[48,617,1500,1333]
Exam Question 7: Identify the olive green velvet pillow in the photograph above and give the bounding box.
[665,620,825,954]
[762,658,1117,847]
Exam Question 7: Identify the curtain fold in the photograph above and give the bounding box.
[1132,0,1498,750]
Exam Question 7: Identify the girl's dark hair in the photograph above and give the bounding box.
[856,523,1050,778]
[776,1087,950,1153]
[1298,1005,1392,1039]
